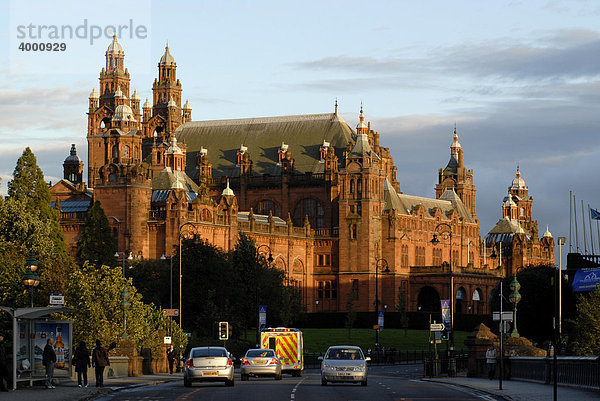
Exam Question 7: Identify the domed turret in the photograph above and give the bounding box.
[112,104,136,122]
[183,99,191,109]
[159,44,176,66]
[143,98,151,109]
[106,34,124,55]
[132,89,140,101]
[511,165,526,190]
[89,88,99,99]
[222,179,234,196]
[166,137,183,155]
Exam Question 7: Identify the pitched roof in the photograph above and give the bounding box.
[485,217,530,243]
[175,113,354,177]
[383,179,475,223]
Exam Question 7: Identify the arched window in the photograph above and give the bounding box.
[112,145,119,161]
[357,179,362,194]
[255,199,281,217]
[351,224,357,239]
[293,198,325,228]
[350,180,355,194]
[123,145,130,159]
[455,287,466,314]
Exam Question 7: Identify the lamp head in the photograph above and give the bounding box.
[25,252,38,272]
[431,234,439,246]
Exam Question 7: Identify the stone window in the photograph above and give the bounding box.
[401,245,409,267]
[294,198,325,228]
[255,199,281,217]
[351,279,359,299]
[123,145,130,159]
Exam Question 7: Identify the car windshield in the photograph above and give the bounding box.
[246,350,275,358]
[325,348,363,360]
[191,348,228,358]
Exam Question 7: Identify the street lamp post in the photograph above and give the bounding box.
[375,258,390,347]
[22,253,40,308]
[431,222,455,376]
[161,254,174,310]
[256,245,273,346]
[179,222,201,368]
[508,275,521,337]
[115,251,133,339]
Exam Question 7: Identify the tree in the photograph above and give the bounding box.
[62,263,187,357]
[397,287,409,336]
[76,201,117,266]
[345,291,357,338]
[572,286,600,355]
[7,147,66,254]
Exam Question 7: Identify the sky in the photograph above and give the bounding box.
[1,0,599,260]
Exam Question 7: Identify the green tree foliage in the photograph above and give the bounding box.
[7,147,66,254]
[0,149,74,307]
[345,291,357,338]
[63,263,187,357]
[76,201,117,266]
[490,265,575,344]
[397,287,409,336]
[572,286,600,355]
[129,233,302,342]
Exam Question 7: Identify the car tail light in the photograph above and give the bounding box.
[187,359,193,367]
[269,358,278,365]
[227,359,233,366]
[242,358,250,365]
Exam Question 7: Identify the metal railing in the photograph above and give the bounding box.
[303,350,464,370]
[510,356,600,389]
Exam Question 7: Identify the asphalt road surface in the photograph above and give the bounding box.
[95,365,500,401]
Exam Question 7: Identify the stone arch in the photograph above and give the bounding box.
[472,288,483,314]
[417,286,441,313]
[455,286,467,314]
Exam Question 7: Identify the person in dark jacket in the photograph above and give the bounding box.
[0,333,8,392]
[166,345,175,374]
[91,340,110,387]
[73,341,91,387]
[42,338,56,389]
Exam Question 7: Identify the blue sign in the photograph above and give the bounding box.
[440,299,451,325]
[378,311,384,331]
[572,268,600,292]
[259,305,267,328]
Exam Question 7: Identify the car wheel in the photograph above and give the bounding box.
[241,374,248,381]
[183,377,191,387]
[321,378,327,386]
[361,379,367,386]
[226,378,234,386]
[275,373,282,380]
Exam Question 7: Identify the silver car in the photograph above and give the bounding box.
[320,346,370,386]
[240,348,282,380]
[184,346,234,387]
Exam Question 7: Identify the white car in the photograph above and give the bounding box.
[184,346,234,387]
[319,345,370,386]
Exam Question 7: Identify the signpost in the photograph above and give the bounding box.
[49,294,64,306]
[430,323,445,332]
[259,305,267,330]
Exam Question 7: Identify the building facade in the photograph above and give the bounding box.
[50,37,554,316]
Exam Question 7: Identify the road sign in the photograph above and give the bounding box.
[163,309,179,316]
[49,294,64,306]
[378,311,384,331]
[163,336,172,344]
[430,323,445,332]
[259,305,267,328]
[440,299,451,325]
[493,311,513,321]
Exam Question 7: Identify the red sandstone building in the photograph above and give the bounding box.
[50,36,555,316]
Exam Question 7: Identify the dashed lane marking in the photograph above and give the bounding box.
[290,377,306,401]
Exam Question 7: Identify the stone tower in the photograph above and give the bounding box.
[63,144,84,186]
[436,126,477,219]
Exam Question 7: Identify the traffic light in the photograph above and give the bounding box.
[218,321,229,340]
[441,329,449,341]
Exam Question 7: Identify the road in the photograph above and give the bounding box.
[94,365,500,401]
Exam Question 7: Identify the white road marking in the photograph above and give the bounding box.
[290,377,305,401]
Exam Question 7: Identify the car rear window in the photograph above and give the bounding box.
[246,349,275,358]
[325,348,363,360]
[191,348,228,358]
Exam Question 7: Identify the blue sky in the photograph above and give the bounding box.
[1,0,599,258]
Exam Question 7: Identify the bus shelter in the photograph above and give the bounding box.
[0,306,76,390]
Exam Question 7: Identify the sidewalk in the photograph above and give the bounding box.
[422,376,600,401]
[0,372,183,401]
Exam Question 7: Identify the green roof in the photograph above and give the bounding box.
[175,113,354,177]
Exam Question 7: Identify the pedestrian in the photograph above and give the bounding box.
[166,345,175,374]
[73,341,91,387]
[486,344,497,380]
[42,338,56,389]
[0,333,9,392]
[91,340,110,387]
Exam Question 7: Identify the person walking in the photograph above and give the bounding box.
[91,340,110,387]
[166,345,175,374]
[73,341,91,387]
[0,333,9,392]
[486,344,497,380]
[42,338,56,389]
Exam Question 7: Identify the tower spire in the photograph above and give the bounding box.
[335,98,338,115]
